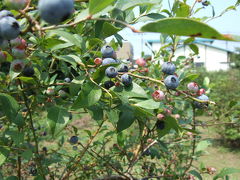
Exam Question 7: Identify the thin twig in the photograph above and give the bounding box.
[183,107,197,175]
[19,81,46,179]
[61,121,104,180]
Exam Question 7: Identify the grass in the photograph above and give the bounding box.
[194,116,240,179]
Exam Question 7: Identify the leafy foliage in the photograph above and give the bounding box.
[0,0,239,179]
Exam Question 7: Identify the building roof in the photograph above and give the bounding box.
[147,38,235,53]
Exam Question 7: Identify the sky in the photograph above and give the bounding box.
[107,0,240,59]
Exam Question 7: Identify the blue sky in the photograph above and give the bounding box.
[107,0,240,58]
[179,0,240,34]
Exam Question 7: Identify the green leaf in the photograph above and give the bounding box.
[0,93,19,121]
[0,147,9,166]
[117,104,135,132]
[87,104,103,121]
[6,176,18,180]
[102,22,122,38]
[5,131,24,146]
[49,30,82,48]
[136,13,166,23]
[72,81,102,109]
[203,77,210,88]
[55,55,82,67]
[133,106,154,117]
[188,44,199,54]
[21,149,33,160]
[112,82,148,99]
[51,42,73,51]
[89,0,115,15]
[213,168,240,180]
[17,77,36,84]
[196,140,211,152]
[115,0,159,11]
[189,170,202,180]
[157,116,181,138]
[134,99,161,110]
[180,74,199,83]
[229,101,237,108]
[106,109,119,125]
[141,18,233,41]
[47,106,70,137]
[176,2,190,17]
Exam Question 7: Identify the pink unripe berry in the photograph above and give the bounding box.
[12,48,25,58]
[198,88,206,95]
[94,58,102,65]
[10,37,22,47]
[152,90,165,101]
[207,167,217,174]
[175,91,181,96]
[16,39,27,50]
[46,88,55,95]
[164,108,172,115]
[136,58,146,67]
[115,81,121,87]
[174,114,180,119]
[0,51,7,62]
[157,113,165,120]
[11,59,25,72]
[187,82,199,92]
[187,175,195,180]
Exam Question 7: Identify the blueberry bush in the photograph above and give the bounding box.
[0,0,240,179]
[196,68,240,148]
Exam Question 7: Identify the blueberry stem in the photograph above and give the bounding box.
[19,80,46,179]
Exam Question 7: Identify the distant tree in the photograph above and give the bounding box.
[231,48,240,69]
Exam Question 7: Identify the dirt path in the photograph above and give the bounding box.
[194,117,240,179]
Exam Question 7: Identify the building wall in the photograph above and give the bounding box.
[151,43,230,71]
[116,42,134,61]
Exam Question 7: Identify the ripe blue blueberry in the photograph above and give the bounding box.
[12,48,25,58]
[38,0,74,24]
[69,112,73,120]
[105,66,118,78]
[0,10,14,19]
[101,45,116,59]
[161,62,176,75]
[102,58,119,66]
[118,64,129,72]
[42,147,47,152]
[121,74,132,87]
[164,75,179,89]
[72,146,78,151]
[58,90,67,98]
[156,120,165,130]
[22,67,35,77]
[202,0,209,6]
[104,81,115,89]
[64,77,71,83]
[0,16,20,40]
[70,136,78,144]
[143,149,151,156]
[194,94,209,109]
[29,166,37,176]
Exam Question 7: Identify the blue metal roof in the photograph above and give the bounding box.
[147,38,234,53]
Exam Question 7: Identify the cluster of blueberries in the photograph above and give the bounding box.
[0,10,20,42]
[100,45,133,89]
[161,62,209,108]
[38,0,74,25]
[0,9,35,77]
[161,62,179,89]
